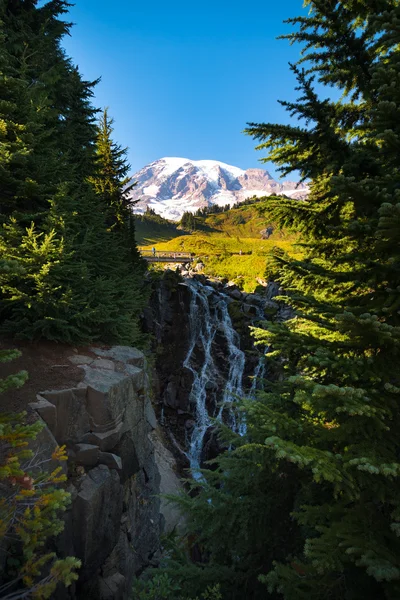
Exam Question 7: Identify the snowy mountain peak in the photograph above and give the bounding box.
[128,157,308,221]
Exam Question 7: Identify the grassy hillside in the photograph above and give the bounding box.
[135,211,182,245]
[135,201,300,292]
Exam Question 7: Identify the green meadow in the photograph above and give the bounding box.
[135,201,300,292]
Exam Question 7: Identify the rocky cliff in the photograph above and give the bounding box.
[28,346,181,600]
[143,269,287,473]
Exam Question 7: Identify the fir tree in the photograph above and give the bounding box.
[180,212,196,231]
[0,1,146,344]
[0,262,80,598]
[90,108,136,227]
[243,2,400,598]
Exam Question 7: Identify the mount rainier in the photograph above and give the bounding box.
[128,157,308,221]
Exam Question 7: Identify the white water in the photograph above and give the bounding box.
[183,279,248,478]
[181,278,271,477]
[183,280,218,478]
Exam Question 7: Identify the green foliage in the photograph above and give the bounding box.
[139,202,299,291]
[243,1,400,598]
[0,2,146,344]
[0,411,81,599]
[135,210,179,245]
[0,346,80,598]
[180,212,197,231]
[133,573,222,600]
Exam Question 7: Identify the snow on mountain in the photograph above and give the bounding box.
[127,157,309,221]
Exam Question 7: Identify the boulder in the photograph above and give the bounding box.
[29,397,57,432]
[164,380,178,409]
[68,355,94,366]
[228,288,242,301]
[75,443,100,468]
[91,358,115,371]
[242,303,258,316]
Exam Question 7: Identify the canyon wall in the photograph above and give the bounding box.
[29,346,177,600]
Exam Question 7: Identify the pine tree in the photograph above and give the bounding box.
[90,108,135,226]
[180,212,196,231]
[0,1,146,344]
[242,2,400,598]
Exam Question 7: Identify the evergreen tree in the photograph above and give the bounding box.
[243,2,400,598]
[0,1,146,344]
[0,262,80,598]
[90,108,135,227]
[180,211,196,231]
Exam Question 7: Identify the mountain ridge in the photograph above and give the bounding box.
[128,157,309,221]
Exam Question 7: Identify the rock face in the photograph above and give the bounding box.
[29,347,164,600]
[143,270,285,471]
[128,157,309,220]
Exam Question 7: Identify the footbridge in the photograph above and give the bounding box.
[140,250,195,263]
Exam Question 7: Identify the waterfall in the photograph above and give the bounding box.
[182,280,218,478]
[182,279,246,478]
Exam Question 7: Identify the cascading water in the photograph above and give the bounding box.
[182,280,219,478]
[182,279,247,478]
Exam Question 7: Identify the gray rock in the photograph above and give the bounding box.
[228,288,242,300]
[29,397,57,432]
[164,380,178,408]
[75,443,100,467]
[91,358,115,371]
[92,346,145,368]
[72,465,123,578]
[242,303,258,316]
[145,400,157,429]
[98,452,123,471]
[112,432,140,483]
[244,293,264,306]
[39,387,90,444]
[81,423,124,452]
[68,354,94,366]
[124,364,145,392]
[149,431,185,534]
[81,365,126,393]
[98,572,126,600]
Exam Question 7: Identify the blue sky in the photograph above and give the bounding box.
[62,0,308,178]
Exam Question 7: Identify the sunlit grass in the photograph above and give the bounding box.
[136,202,301,292]
[140,233,301,292]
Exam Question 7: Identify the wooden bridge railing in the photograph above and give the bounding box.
[139,249,194,262]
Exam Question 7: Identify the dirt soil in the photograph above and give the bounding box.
[0,338,102,413]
